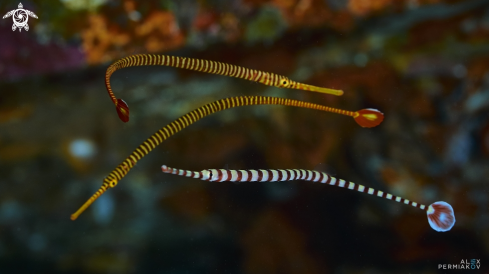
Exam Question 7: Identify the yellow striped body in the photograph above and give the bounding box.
[105,54,343,105]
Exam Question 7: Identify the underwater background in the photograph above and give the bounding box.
[1,0,489,273]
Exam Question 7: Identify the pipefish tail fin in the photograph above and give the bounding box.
[354,108,384,128]
[70,184,109,220]
[116,99,130,123]
[427,201,456,232]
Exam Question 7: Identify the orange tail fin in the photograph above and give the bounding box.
[354,108,384,128]
[116,99,130,123]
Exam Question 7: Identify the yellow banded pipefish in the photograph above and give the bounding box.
[70,96,384,220]
[161,165,456,232]
[105,54,344,122]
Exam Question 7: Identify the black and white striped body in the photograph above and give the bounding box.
[161,165,427,211]
[162,165,456,232]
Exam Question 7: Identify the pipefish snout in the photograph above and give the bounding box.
[70,96,384,220]
[105,54,344,122]
[161,165,456,232]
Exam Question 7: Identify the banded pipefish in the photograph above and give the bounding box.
[105,54,345,122]
[161,165,456,232]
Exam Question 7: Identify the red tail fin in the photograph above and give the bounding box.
[116,99,130,123]
[354,108,384,128]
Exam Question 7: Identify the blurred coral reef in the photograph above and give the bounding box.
[1,0,489,273]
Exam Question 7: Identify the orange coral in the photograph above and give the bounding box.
[81,14,130,64]
[135,11,185,53]
[81,9,184,64]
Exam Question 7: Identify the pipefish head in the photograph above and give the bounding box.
[116,98,130,123]
[70,176,119,220]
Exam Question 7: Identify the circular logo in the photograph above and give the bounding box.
[2,3,38,32]
[13,9,28,27]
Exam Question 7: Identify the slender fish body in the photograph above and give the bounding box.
[161,165,456,232]
[105,54,344,122]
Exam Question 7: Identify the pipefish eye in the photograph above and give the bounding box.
[280,79,290,87]
[109,179,118,188]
